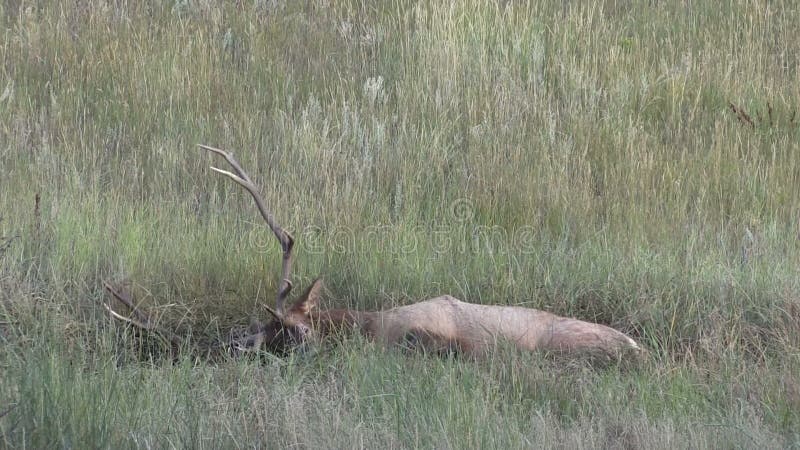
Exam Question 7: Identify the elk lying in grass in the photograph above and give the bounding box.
[104,144,641,359]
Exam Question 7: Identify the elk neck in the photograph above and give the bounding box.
[310,308,378,338]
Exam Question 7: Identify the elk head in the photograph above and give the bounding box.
[201,144,328,356]
[240,278,324,356]
[103,145,324,357]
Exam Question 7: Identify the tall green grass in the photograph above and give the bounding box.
[1,0,799,447]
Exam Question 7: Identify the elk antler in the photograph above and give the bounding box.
[198,144,295,318]
[102,281,182,348]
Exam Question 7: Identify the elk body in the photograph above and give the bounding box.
[254,279,640,358]
[104,145,641,359]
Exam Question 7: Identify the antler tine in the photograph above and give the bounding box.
[262,304,282,322]
[198,144,254,183]
[198,144,295,316]
[103,281,153,327]
[103,303,151,329]
[103,281,182,347]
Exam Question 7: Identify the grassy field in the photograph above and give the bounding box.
[1,0,799,447]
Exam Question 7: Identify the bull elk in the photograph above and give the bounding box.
[104,144,641,359]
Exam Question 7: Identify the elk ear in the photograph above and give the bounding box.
[289,278,324,315]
